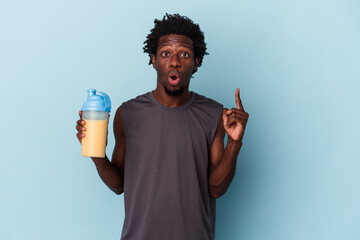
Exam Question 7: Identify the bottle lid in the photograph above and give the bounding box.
[81,88,111,112]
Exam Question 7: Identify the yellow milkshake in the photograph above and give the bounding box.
[81,89,111,157]
[82,119,109,157]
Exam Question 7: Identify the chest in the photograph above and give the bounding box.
[124,109,213,151]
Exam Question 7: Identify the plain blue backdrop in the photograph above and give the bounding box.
[1,0,359,239]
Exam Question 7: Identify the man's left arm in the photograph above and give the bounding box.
[208,88,249,199]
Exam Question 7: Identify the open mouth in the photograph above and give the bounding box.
[168,72,180,86]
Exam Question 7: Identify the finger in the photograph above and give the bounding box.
[79,110,83,119]
[227,114,241,125]
[235,88,245,111]
[222,109,229,125]
[222,108,227,117]
[223,108,232,116]
[76,132,85,143]
[225,117,239,127]
[222,108,232,115]
[230,108,249,118]
[227,114,239,123]
[227,110,249,121]
[226,116,247,127]
[226,112,238,125]
[77,119,86,126]
[228,110,249,119]
[76,125,86,132]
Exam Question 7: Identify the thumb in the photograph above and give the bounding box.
[222,108,229,125]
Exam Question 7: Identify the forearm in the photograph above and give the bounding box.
[91,156,124,195]
[209,138,242,198]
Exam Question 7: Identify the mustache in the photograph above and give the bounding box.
[168,70,181,78]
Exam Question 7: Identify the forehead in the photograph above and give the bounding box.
[157,34,194,50]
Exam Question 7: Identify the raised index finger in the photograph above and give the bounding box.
[235,88,244,111]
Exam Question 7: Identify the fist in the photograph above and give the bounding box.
[76,110,86,143]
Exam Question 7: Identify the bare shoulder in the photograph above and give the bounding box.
[111,105,126,171]
[113,106,125,139]
[209,112,226,172]
[212,114,226,149]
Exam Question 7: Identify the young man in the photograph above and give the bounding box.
[76,13,249,240]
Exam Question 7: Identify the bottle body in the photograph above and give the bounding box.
[81,110,109,157]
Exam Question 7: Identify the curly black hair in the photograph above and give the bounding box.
[143,13,208,74]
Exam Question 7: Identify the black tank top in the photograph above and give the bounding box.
[121,91,223,240]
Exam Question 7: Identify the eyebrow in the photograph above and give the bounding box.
[159,43,192,50]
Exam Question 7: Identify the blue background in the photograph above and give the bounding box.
[1,0,359,239]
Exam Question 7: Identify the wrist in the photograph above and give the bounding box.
[91,155,109,168]
[227,137,243,149]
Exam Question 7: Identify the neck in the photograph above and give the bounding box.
[152,84,192,108]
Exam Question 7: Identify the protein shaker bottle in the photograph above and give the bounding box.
[81,88,111,157]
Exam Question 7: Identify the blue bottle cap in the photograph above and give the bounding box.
[81,88,111,112]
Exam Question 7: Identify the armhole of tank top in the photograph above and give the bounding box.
[121,102,128,137]
[209,104,223,145]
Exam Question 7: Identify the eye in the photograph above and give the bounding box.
[161,51,169,57]
[181,52,189,57]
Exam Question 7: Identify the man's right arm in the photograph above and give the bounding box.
[76,106,126,195]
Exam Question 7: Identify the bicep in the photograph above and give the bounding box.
[111,106,126,176]
[209,116,225,174]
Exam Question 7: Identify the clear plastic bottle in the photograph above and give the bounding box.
[81,89,111,157]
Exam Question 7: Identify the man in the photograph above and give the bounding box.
[76,13,249,240]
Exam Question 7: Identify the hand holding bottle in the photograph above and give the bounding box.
[76,89,111,157]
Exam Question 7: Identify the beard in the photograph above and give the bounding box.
[164,86,185,96]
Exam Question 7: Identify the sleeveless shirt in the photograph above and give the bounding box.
[120,91,223,240]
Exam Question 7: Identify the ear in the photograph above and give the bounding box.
[193,57,200,72]
[151,54,156,69]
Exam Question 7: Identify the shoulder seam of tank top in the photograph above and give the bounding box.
[148,91,197,111]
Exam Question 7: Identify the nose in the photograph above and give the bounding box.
[170,54,180,68]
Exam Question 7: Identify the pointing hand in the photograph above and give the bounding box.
[222,88,249,142]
